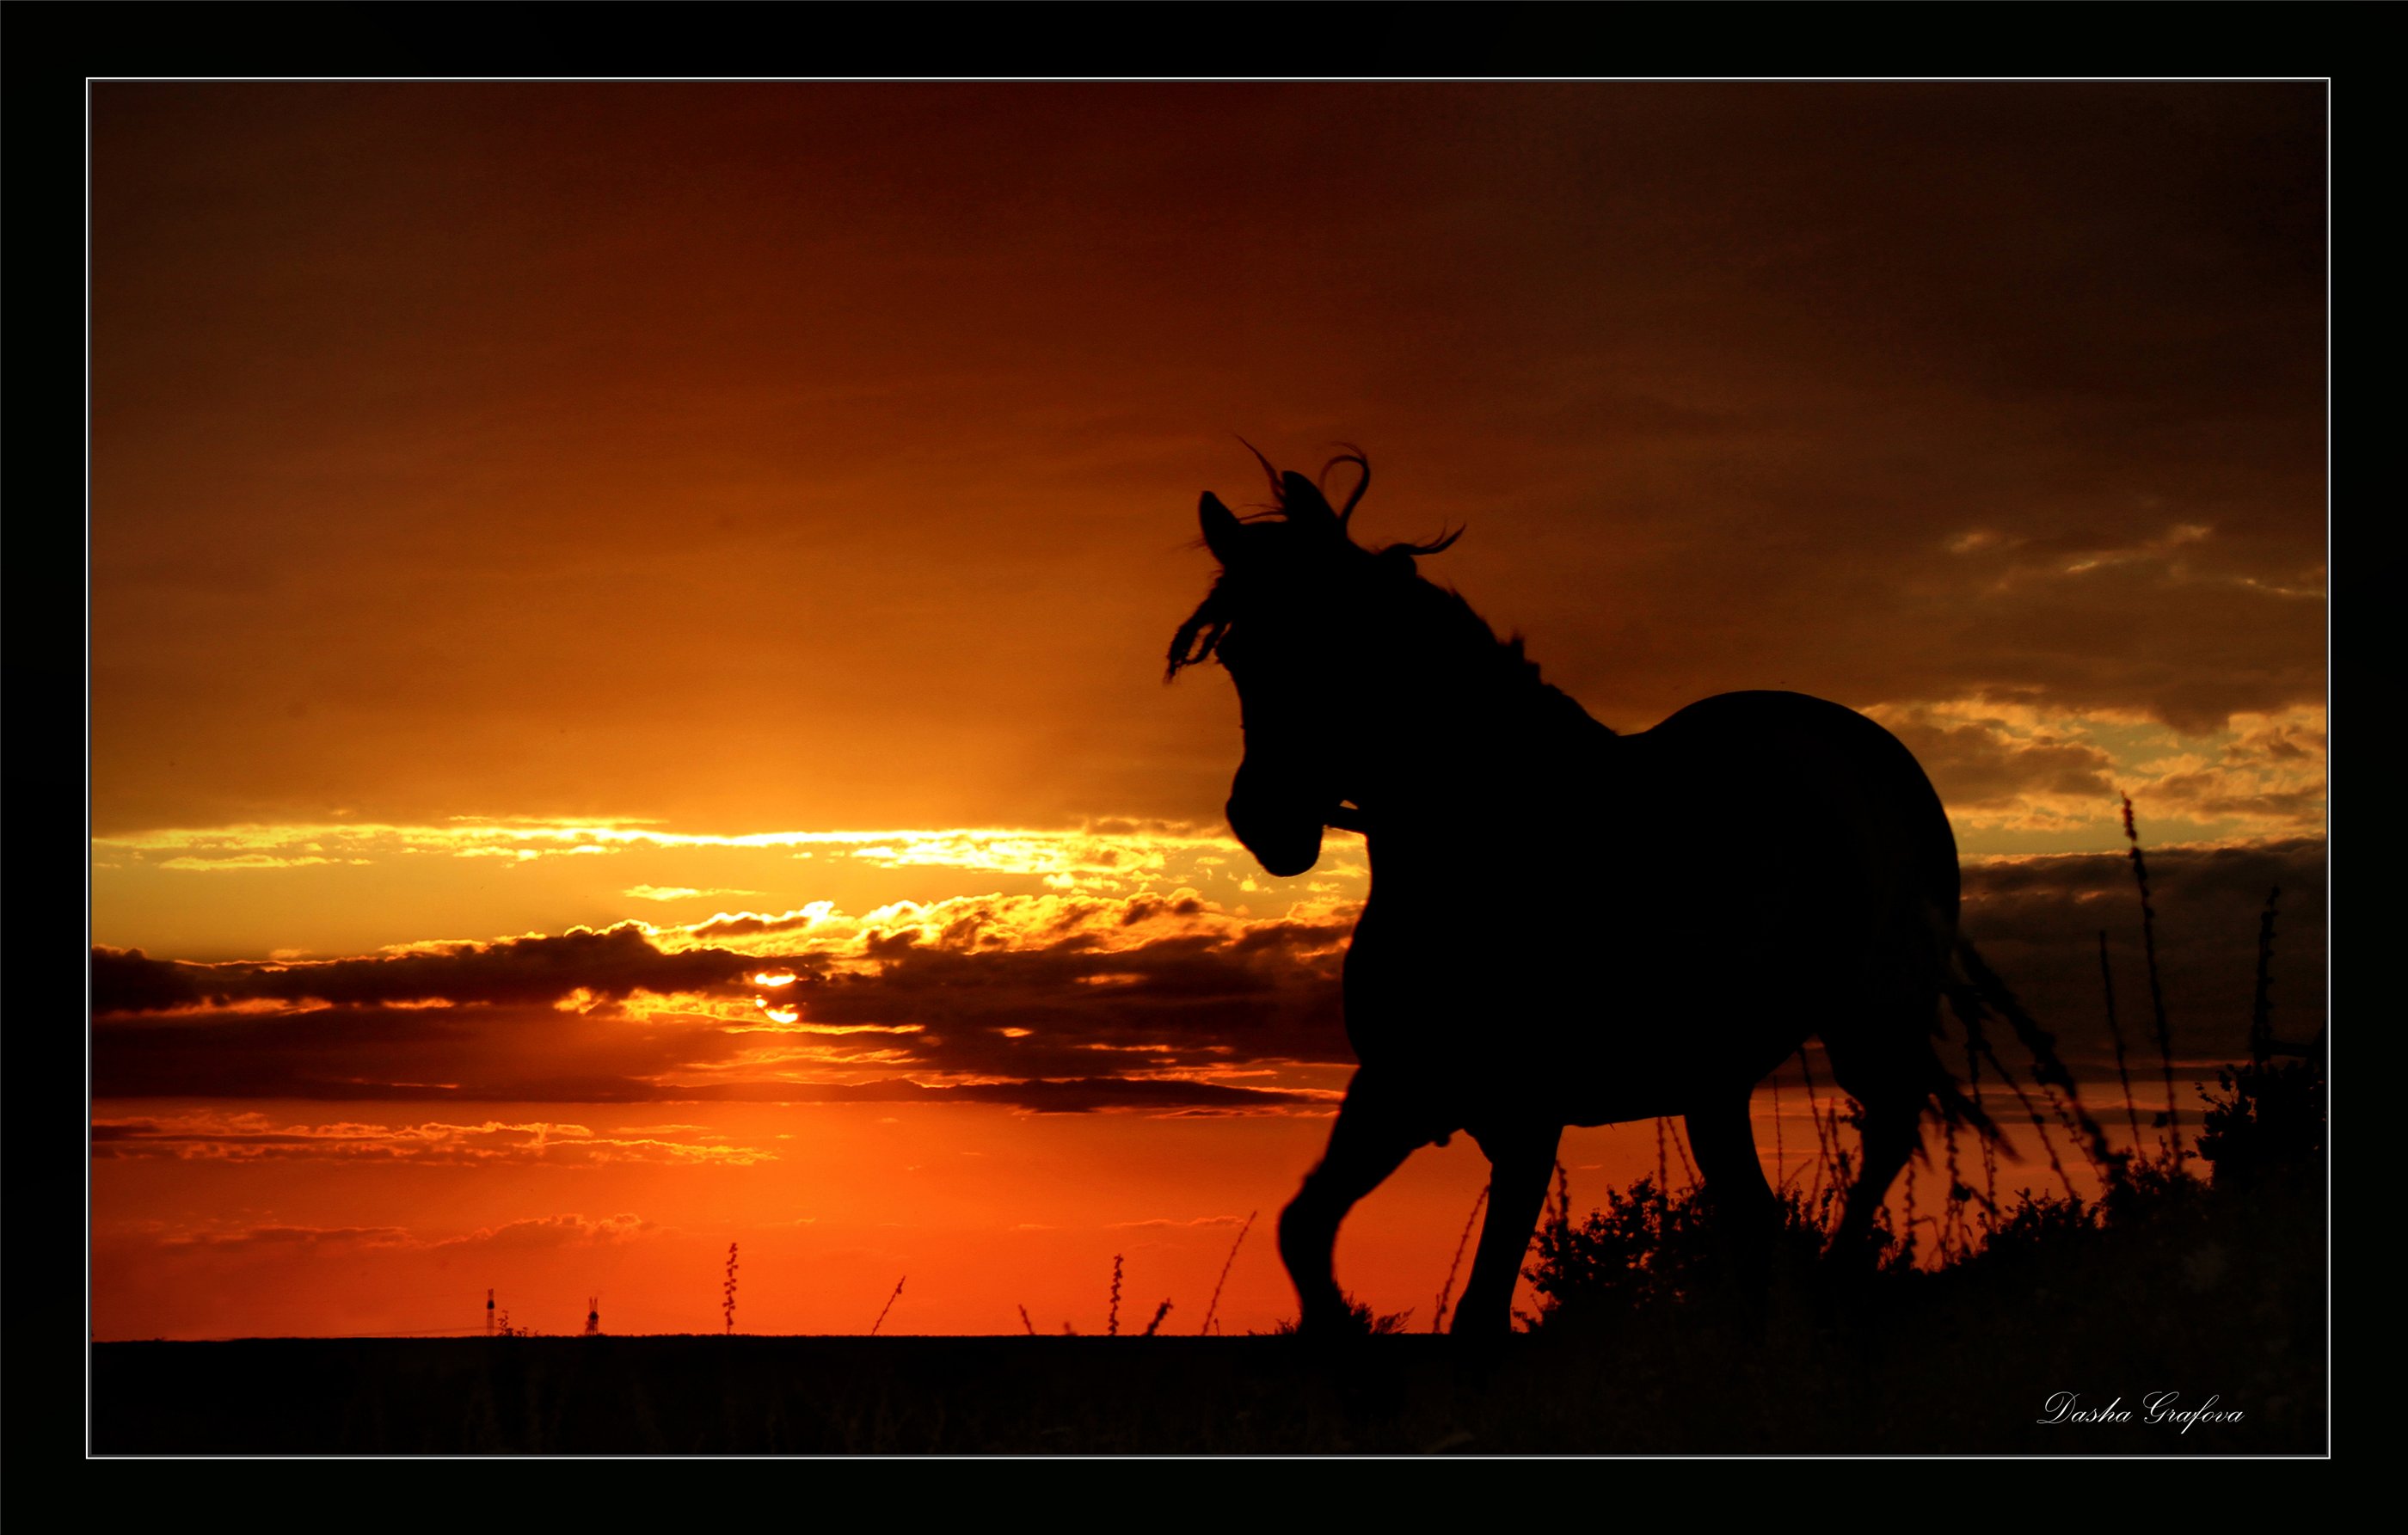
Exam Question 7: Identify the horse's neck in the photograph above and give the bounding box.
[1357,669,1614,832]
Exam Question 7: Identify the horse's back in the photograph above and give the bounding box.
[1343,689,1961,1124]
[1600,692,1959,1079]
[1633,690,1959,930]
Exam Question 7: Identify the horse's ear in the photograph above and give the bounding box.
[1281,471,1340,531]
[1200,492,1244,565]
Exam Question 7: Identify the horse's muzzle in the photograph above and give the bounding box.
[1226,765,1330,878]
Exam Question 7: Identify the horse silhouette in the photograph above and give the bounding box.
[1169,449,2073,1336]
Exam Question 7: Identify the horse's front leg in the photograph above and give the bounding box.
[1451,1121,1563,1336]
[1278,1067,1431,1335]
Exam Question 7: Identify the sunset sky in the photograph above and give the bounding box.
[90,82,2325,1341]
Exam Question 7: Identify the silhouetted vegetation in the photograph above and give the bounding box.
[2196,1058,2324,1189]
[91,1053,2320,1453]
[722,1243,739,1336]
[1268,1293,1415,1337]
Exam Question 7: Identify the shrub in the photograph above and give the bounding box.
[1267,1293,1413,1335]
[2196,1059,2325,1188]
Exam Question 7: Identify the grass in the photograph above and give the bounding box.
[89,1052,2322,1453]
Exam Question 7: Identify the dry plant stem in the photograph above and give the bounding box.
[1431,1185,1488,1333]
[2041,1079,2109,1183]
[1668,1120,1700,1191]
[1197,1212,1255,1337]
[2251,887,2281,1066]
[1953,939,2114,1167]
[2099,930,2147,1156]
[1971,1037,2080,1202]
[1770,1071,1788,1190]
[1967,1035,2000,1225]
[722,1243,739,1337]
[2122,795,2179,1162]
[1940,1117,1967,1259]
[1796,1046,1840,1200]
[869,1276,906,1336]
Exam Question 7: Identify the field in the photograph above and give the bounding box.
[93,1139,2324,1455]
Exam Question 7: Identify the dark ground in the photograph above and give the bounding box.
[94,1215,2322,1456]
[95,1099,2327,1456]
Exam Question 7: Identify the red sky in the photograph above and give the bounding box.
[90,82,2325,1340]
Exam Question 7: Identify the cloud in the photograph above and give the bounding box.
[624,885,760,903]
[90,831,2321,1114]
[2128,707,2328,833]
[688,1077,1337,1115]
[147,1213,652,1252]
[92,926,765,1015]
[91,999,752,1102]
[89,893,1354,1109]
[1864,700,2325,842]
[92,886,1355,1100]
[157,1224,414,1250]
[97,820,1233,883]
[428,1213,653,1250]
[92,1111,780,1165]
[1873,703,2118,817]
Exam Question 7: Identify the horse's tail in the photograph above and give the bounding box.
[1943,937,2115,1165]
[1926,1059,2006,1148]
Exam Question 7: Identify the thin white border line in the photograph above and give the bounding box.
[82,76,2338,83]
[85,74,100,1458]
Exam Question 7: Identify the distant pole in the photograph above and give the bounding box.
[585,1296,600,1336]
[486,1288,495,1339]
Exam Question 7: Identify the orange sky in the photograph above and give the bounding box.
[90,82,2325,1340]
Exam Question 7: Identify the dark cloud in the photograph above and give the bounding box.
[783,918,1352,1078]
[1957,838,2325,1077]
[691,912,819,941]
[697,1077,1331,1114]
[89,915,1352,1108]
[91,835,2319,1112]
[92,926,765,1016]
[88,984,1336,1110]
[92,999,746,1102]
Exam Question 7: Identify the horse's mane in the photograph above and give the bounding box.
[1166,452,1609,734]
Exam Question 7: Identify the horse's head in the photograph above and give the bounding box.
[1166,449,1459,877]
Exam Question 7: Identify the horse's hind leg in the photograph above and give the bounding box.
[1278,1067,1432,1335]
[1831,1096,1921,1267]
[1686,1090,1777,1227]
[1822,1019,1935,1268]
[1686,1090,1779,1292]
[1452,1120,1562,1336]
